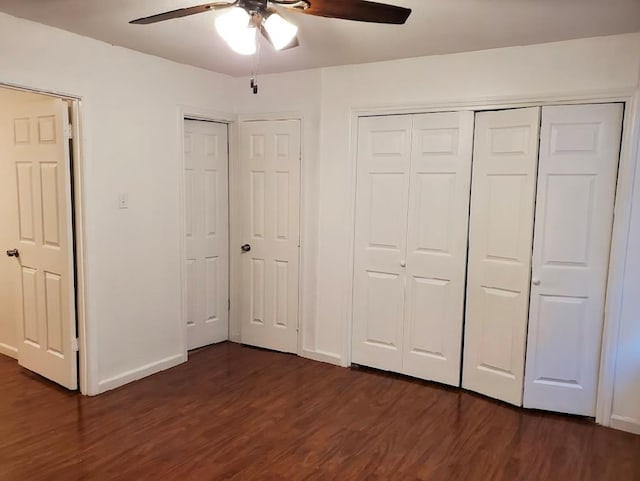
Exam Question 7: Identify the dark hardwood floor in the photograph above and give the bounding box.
[1,343,638,481]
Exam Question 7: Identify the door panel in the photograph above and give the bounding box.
[239,120,300,353]
[403,111,474,386]
[352,115,412,372]
[21,267,38,343]
[523,103,623,415]
[11,98,77,389]
[184,119,229,350]
[462,107,541,405]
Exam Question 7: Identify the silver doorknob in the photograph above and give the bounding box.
[532,278,541,286]
[241,244,251,253]
[6,249,19,258]
[400,260,406,268]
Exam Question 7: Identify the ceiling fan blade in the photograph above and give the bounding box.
[130,1,236,25]
[287,0,411,24]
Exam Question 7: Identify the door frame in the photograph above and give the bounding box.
[0,81,90,394]
[177,106,234,359]
[234,112,305,356]
[344,87,640,428]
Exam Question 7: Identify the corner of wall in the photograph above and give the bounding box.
[96,353,187,395]
[610,415,640,435]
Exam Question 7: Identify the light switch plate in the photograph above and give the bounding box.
[118,193,128,209]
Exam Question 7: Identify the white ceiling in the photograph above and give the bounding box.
[1,0,639,77]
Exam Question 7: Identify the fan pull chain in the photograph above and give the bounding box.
[250,22,262,95]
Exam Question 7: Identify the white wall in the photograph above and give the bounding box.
[0,12,234,394]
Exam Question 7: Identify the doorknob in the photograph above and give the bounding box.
[400,260,406,268]
[532,278,541,286]
[241,244,251,253]
[6,249,19,258]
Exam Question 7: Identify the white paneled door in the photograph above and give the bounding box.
[239,120,301,353]
[462,107,541,405]
[352,115,413,373]
[523,104,623,415]
[403,112,474,385]
[352,112,474,386]
[10,98,77,389]
[184,119,229,350]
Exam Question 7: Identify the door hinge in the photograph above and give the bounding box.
[228,299,231,311]
[71,337,79,352]
[64,123,73,140]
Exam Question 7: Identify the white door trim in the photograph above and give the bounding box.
[596,92,640,426]
[177,106,234,360]
[344,87,640,427]
[70,99,91,396]
[0,81,90,394]
[233,112,306,357]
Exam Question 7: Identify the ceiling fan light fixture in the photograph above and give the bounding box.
[227,26,257,55]
[263,13,298,51]
[215,7,257,55]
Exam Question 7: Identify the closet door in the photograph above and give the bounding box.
[523,104,623,415]
[402,111,474,386]
[352,115,412,372]
[184,120,229,350]
[462,107,541,405]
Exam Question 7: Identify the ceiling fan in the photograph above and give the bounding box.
[131,0,411,51]
[130,0,411,92]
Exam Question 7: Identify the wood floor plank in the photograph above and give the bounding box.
[0,342,638,480]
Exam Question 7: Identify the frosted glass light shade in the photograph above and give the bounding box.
[215,7,257,55]
[263,13,298,50]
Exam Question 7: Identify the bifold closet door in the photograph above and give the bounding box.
[523,103,623,416]
[402,111,474,385]
[352,112,474,386]
[352,115,412,372]
[462,107,541,406]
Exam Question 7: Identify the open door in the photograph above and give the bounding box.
[8,97,77,389]
[462,107,540,406]
[183,119,229,350]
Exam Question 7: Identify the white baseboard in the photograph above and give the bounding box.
[610,415,640,435]
[227,337,342,367]
[96,353,186,394]
[302,349,342,366]
[0,342,17,360]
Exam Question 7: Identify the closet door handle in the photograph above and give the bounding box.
[400,260,406,268]
[532,278,541,286]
